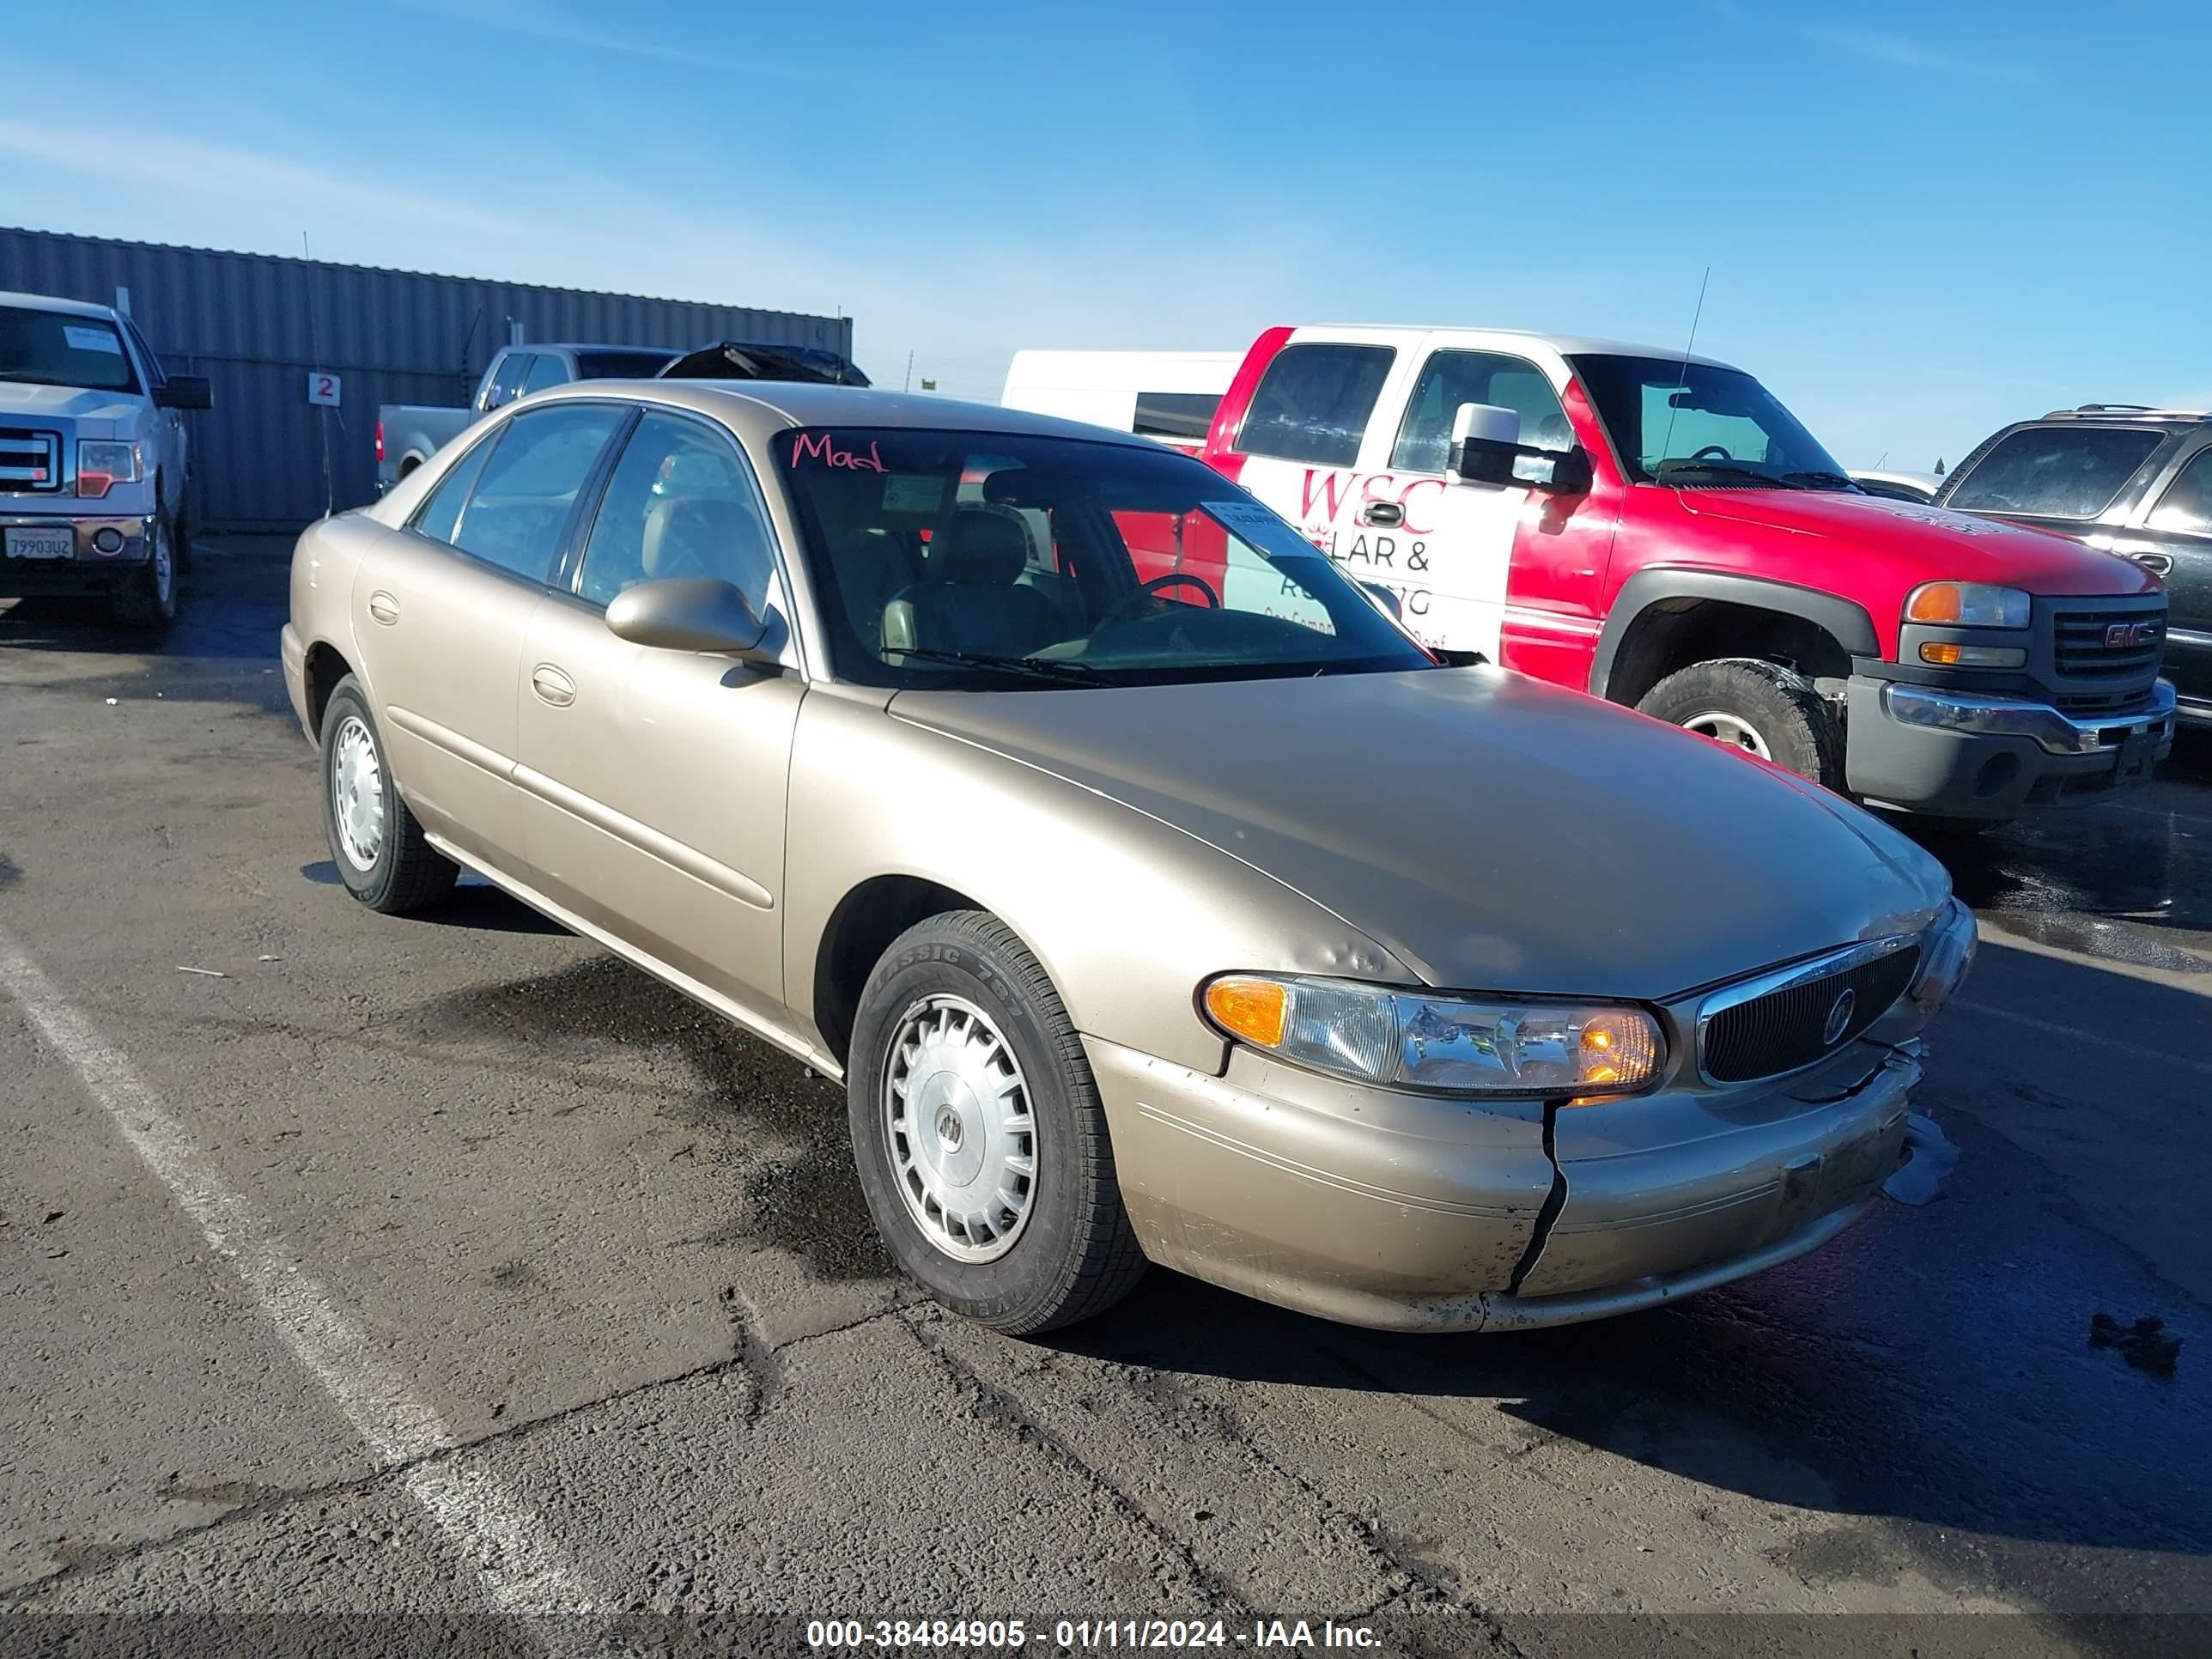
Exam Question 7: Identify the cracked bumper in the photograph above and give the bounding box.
[1084,1033,1918,1333]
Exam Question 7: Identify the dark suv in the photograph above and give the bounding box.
[1936,405,2210,726]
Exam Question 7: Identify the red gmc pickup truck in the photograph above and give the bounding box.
[1143,325,2176,829]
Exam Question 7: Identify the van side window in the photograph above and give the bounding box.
[1393,351,1573,473]
[1234,343,1395,468]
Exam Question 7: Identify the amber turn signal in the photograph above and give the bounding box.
[1203,977,1288,1048]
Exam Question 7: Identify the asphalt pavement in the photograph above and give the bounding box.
[2,538,2207,1659]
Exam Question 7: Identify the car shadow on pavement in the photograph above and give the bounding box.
[1042,939,2211,1589]
[301,863,572,935]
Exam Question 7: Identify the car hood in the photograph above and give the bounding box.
[0,380,143,431]
[1674,486,2160,597]
[890,668,1952,1000]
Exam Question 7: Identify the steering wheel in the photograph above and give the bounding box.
[1687,444,1735,463]
[1103,571,1220,624]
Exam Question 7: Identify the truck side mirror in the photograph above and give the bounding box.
[1448,401,1592,495]
[155,376,212,411]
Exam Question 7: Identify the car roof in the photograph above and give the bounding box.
[501,343,677,356]
[533,380,1161,448]
[0,289,120,320]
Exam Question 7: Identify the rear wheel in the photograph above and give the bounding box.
[110,511,177,632]
[848,910,1146,1334]
[318,676,459,915]
[1637,658,1842,789]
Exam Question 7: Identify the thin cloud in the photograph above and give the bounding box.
[0,119,521,239]
[1800,21,2039,84]
[390,0,817,77]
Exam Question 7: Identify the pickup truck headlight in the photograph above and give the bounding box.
[1201,974,1663,1098]
[1904,581,2030,629]
[76,441,141,500]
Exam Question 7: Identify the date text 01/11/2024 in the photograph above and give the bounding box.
[805,1618,1383,1650]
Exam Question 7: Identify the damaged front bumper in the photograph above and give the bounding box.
[1084,1030,1923,1334]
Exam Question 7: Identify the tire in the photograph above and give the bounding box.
[173,491,194,574]
[110,510,178,632]
[848,910,1146,1334]
[1637,658,1843,790]
[318,676,459,915]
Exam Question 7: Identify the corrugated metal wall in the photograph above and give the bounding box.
[0,227,854,531]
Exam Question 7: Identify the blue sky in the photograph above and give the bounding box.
[3,0,2206,471]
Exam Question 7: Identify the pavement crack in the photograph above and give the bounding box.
[898,1309,1257,1620]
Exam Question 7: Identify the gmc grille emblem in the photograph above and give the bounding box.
[2105,621,2158,648]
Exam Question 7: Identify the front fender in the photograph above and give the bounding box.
[781,687,1414,1076]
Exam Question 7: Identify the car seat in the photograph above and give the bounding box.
[881,506,1064,659]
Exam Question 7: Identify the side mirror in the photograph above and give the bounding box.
[1448,400,1593,495]
[605,578,775,663]
[1358,580,1402,620]
[155,376,212,411]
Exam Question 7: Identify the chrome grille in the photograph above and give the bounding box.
[2050,600,2166,681]
[1699,939,1921,1085]
[0,428,62,493]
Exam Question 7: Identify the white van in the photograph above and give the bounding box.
[1000,350,1239,453]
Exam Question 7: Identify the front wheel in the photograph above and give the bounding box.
[1637,658,1843,790]
[110,511,178,632]
[318,676,459,915]
[848,911,1146,1334]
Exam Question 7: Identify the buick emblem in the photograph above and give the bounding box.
[1822,989,1856,1046]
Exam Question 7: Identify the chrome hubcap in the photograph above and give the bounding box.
[1681,710,1771,759]
[151,520,173,601]
[331,715,386,870]
[884,995,1037,1263]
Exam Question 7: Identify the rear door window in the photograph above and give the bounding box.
[522,353,571,396]
[2148,447,2212,537]
[448,404,628,582]
[483,353,533,410]
[1233,343,1395,467]
[1946,426,2166,520]
[1392,350,1572,472]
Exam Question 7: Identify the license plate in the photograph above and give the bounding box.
[2118,725,2160,781]
[3,526,75,561]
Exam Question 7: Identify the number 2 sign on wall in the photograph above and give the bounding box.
[307,372,342,407]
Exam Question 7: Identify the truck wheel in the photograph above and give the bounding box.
[110,511,178,632]
[318,676,459,915]
[1638,659,1842,790]
[847,910,1147,1334]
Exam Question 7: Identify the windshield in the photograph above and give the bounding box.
[574,349,676,380]
[1942,425,2165,520]
[772,428,1435,690]
[0,306,139,394]
[1571,355,1850,489]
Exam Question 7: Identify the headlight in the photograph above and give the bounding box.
[1907,897,1977,1021]
[76,440,141,500]
[1904,581,2030,629]
[1200,974,1664,1099]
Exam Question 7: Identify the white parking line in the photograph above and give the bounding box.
[1952,996,2212,1079]
[0,931,610,1642]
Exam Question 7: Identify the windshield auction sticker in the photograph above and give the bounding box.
[1200,499,1317,560]
[63,326,122,354]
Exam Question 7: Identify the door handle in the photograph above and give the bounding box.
[1358,501,1404,528]
[2131,551,2174,576]
[531,664,576,708]
[367,590,399,625]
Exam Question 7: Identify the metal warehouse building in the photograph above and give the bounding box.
[0,227,854,532]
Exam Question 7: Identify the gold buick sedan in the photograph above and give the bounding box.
[282,380,1974,1335]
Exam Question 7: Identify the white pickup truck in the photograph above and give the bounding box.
[1,290,210,629]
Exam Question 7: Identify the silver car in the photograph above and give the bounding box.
[283,380,1974,1334]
